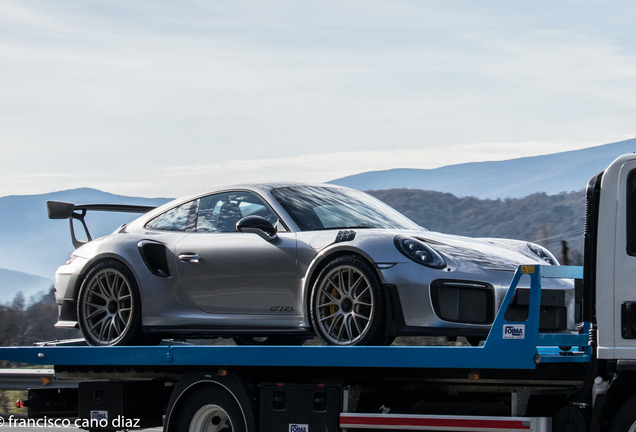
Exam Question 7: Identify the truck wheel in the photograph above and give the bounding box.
[77,261,145,346]
[176,387,248,432]
[310,256,385,346]
[553,405,588,432]
[609,395,636,432]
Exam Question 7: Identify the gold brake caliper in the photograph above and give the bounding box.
[329,275,341,332]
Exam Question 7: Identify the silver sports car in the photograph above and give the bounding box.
[47,183,575,346]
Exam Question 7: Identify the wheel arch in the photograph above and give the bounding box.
[164,371,256,432]
[73,253,143,302]
[69,254,144,327]
[302,246,384,318]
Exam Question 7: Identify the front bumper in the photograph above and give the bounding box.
[378,262,576,336]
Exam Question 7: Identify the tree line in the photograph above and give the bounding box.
[368,188,585,265]
[0,289,79,367]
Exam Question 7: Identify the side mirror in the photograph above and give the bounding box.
[236,215,278,241]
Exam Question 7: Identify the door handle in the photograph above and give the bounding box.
[179,253,202,263]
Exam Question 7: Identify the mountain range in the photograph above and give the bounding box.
[0,188,170,298]
[0,268,55,302]
[0,139,633,302]
[330,138,636,198]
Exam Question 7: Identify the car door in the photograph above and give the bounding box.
[175,191,298,315]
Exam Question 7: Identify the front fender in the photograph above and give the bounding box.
[300,241,399,317]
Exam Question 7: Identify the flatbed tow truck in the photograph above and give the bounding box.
[3,153,636,432]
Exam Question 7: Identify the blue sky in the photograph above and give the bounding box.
[1,1,635,198]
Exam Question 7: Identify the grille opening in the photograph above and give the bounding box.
[430,281,495,324]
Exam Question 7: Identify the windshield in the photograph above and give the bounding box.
[271,186,422,231]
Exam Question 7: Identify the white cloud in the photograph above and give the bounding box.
[147,141,598,197]
[0,1,635,198]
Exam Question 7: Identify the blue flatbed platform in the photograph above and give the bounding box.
[0,266,590,370]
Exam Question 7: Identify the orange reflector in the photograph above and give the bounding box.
[468,373,480,380]
[42,377,51,386]
[217,368,228,377]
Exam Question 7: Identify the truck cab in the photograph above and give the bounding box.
[587,154,636,360]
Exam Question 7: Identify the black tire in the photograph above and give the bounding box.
[553,405,588,432]
[232,336,306,346]
[609,395,636,432]
[175,386,248,432]
[77,260,145,346]
[310,255,386,346]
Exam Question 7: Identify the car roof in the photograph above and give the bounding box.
[127,182,350,229]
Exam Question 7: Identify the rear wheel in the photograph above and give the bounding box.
[310,256,385,346]
[176,387,248,432]
[77,260,145,346]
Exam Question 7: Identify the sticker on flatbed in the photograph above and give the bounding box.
[503,324,525,339]
[90,410,108,421]
[290,424,308,432]
[520,266,535,274]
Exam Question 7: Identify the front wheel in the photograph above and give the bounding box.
[310,256,385,346]
[77,260,145,346]
[609,395,636,432]
[175,387,249,432]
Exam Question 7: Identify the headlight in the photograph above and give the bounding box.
[395,236,446,269]
[527,243,559,265]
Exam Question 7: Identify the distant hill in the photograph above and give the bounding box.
[331,139,636,199]
[368,189,585,265]
[0,268,53,303]
[0,188,170,281]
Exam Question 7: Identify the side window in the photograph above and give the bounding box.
[145,200,198,232]
[196,191,279,233]
[627,171,636,255]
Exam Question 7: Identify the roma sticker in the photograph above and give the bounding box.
[520,265,535,274]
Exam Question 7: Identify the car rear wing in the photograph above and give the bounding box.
[47,201,157,249]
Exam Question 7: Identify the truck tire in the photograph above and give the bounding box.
[175,386,248,432]
[310,255,385,346]
[609,395,636,432]
[553,405,588,432]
